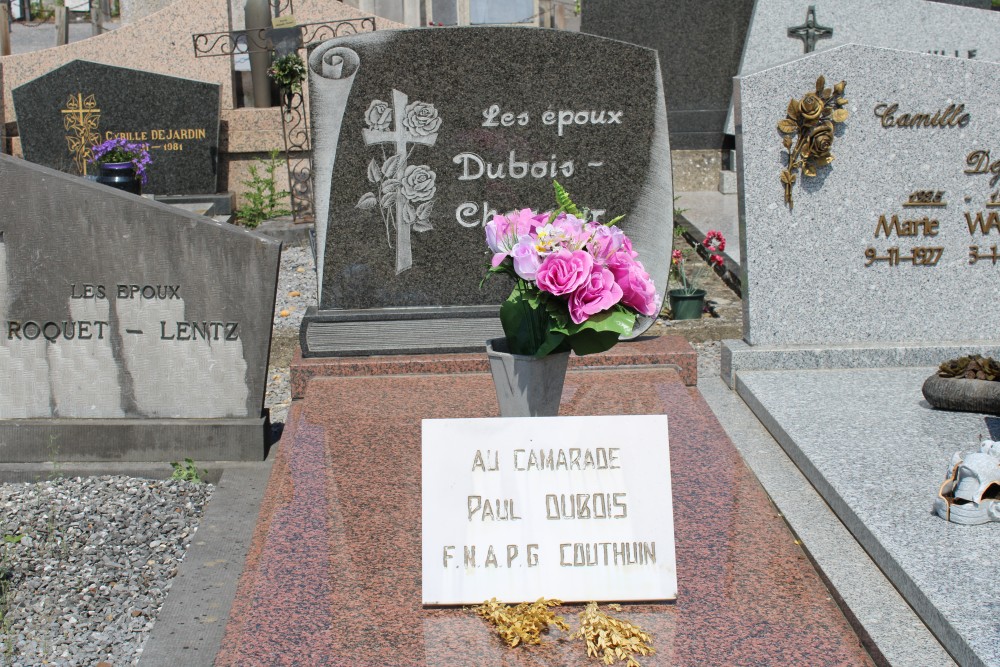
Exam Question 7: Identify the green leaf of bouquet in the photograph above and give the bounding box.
[553,180,581,217]
[500,290,548,355]
[563,308,637,356]
[534,330,568,357]
[566,328,622,356]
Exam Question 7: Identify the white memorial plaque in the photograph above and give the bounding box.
[421,415,677,606]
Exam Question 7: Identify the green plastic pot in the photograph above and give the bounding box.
[669,288,706,320]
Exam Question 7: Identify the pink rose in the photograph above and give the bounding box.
[568,266,623,324]
[536,249,593,296]
[511,238,542,280]
[608,253,659,316]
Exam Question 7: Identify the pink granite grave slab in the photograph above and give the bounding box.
[290,334,698,399]
[218,366,873,666]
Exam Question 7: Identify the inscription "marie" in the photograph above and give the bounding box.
[875,214,939,237]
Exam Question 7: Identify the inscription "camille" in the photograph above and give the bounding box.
[873,103,970,128]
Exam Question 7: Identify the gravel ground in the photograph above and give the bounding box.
[265,244,318,425]
[0,476,212,666]
[271,244,316,334]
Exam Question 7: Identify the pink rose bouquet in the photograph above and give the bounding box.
[483,183,660,357]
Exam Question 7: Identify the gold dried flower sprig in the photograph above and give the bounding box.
[778,75,849,209]
[474,598,654,666]
[473,597,569,648]
[572,602,655,667]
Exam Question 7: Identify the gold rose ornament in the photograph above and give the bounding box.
[778,75,848,209]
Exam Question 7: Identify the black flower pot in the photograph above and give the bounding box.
[96,161,141,196]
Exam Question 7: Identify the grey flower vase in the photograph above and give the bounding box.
[486,338,570,417]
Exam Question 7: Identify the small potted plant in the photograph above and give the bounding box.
[267,53,307,111]
[668,230,725,320]
[89,137,152,195]
[482,182,660,416]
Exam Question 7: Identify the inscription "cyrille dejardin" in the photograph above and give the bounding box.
[6,283,240,343]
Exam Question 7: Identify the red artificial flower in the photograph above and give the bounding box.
[703,230,726,252]
[709,254,724,267]
[671,249,683,265]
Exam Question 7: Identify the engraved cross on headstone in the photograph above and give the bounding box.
[787,5,833,54]
[361,88,437,274]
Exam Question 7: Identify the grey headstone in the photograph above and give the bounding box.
[12,60,221,195]
[725,0,1000,135]
[581,0,755,150]
[736,43,1000,348]
[0,153,279,461]
[303,27,672,355]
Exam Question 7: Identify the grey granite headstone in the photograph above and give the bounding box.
[12,60,221,195]
[725,0,1000,136]
[0,153,279,461]
[303,27,672,356]
[731,43,1000,357]
[580,0,755,150]
[724,45,1000,667]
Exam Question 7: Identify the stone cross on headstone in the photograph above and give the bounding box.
[787,5,832,53]
[361,88,438,274]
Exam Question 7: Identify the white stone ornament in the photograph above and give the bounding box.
[934,441,1000,525]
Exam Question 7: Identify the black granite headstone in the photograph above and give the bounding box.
[581,0,755,151]
[303,27,673,356]
[0,153,279,461]
[12,60,220,195]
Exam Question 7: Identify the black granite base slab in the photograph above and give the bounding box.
[0,416,271,462]
[300,305,504,357]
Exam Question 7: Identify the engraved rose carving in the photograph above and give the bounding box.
[357,90,442,274]
[777,76,848,209]
[365,99,392,130]
[401,100,442,137]
[400,164,436,203]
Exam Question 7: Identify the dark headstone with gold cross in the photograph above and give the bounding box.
[301,27,673,356]
[12,60,220,195]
